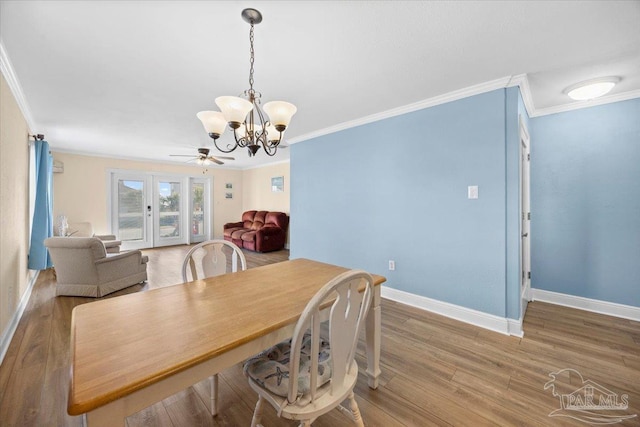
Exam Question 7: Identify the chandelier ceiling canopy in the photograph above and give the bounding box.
[197,8,296,157]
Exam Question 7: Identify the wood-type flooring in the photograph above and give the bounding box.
[1,245,638,426]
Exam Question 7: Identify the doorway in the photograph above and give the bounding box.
[520,118,531,319]
[109,171,211,250]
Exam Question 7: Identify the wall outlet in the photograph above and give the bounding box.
[388,260,395,271]
[468,185,479,199]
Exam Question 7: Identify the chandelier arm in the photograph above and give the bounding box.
[233,128,251,148]
[198,9,292,158]
[212,138,239,154]
[263,143,278,156]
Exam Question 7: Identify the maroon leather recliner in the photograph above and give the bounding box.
[223,210,289,253]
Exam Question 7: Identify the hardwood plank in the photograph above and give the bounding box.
[126,402,173,427]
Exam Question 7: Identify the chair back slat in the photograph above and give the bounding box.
[287,270,373,404]
[309,313,320,402]
[181,240,247,282]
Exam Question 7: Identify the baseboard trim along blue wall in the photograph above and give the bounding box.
[291,88,523,321]
[382,286,524,337]
[531,288,640,322]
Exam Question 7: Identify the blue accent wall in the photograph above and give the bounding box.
[530,98,640,307]
[291,89,522,318]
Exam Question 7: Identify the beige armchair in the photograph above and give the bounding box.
[44,237,148,297]
[66,221,121,254]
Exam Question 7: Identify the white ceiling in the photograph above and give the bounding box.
[1,1,639,169]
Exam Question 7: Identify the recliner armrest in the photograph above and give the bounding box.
[95,234,117,241]
[224,221,244,229]
[257,225,283,236]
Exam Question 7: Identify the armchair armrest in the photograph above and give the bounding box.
[95,250,146,281]
[95,234,117,241]
[257,225,283,237]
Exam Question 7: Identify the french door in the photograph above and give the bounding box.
[189,178,210,244]
[110,172,211,250]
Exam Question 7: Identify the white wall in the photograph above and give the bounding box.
[52,152,244,239]
[0,73,35,342]
[241,161,290,214]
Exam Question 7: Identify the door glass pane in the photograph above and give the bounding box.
[118,180,144,241]
[191,183,205,238]
[159,181,181,238]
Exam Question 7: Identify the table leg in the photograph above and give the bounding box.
[85,398,126,427]
[365,285,381,389]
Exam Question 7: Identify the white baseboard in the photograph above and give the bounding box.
[381,286,523,337]
[0,270,39,365]
[531,288,640,322]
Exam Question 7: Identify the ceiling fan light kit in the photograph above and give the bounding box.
[565,76,620,101]
[197,8,296,157]
[169,147,235,166]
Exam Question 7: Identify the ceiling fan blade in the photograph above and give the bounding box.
[208,157,224,165]
[214,156,235,160]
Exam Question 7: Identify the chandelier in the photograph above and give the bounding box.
[197,8,297,157]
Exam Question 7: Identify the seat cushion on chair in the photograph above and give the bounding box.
[244,333,332,398]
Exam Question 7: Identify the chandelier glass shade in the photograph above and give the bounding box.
[197,8,296,157]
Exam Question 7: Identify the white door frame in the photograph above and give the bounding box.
[107,169,211,250]
[189,177,212,243]
[153,175,189,248]
[519,117,532,319]
[109,172,153,251]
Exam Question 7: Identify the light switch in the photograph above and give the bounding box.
[468,185,479,199]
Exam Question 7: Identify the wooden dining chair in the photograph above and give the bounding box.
[244,269,373,427]
[181,239,247,283]
[180,239,247,416]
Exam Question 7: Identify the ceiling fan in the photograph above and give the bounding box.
[170,148,235,165]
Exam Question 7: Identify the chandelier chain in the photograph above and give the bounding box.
[249,21,255,92]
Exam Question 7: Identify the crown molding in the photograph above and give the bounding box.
[507,73,536,117]
[0,40,36,132]
[50,147,245,171]
[287,76,513,144]
[52,146,289,171]
[288,72,640,145]
[530,89,640,117]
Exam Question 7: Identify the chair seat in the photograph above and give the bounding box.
[244,333,332,398]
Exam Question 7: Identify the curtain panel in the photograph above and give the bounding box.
[27,140,53,270]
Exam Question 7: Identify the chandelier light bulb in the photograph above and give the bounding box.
[215,96,253,128]
[196,111,227,139]
[263,101,297,131]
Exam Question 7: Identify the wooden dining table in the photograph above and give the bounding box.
[68,258,386,426]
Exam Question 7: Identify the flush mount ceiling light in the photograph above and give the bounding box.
[564,77,620,101]
[197,8,297,157]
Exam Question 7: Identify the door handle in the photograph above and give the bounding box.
[522,233,528,238]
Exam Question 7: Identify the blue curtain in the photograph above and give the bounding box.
[27,140,54,270]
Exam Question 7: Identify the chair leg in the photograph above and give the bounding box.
[251,395,264,427]
[210,374,218,416]
[347,392,364,427]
